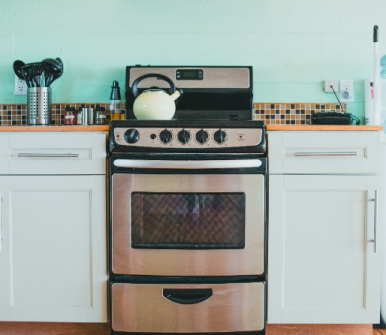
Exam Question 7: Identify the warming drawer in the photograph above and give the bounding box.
[111,282,265,333]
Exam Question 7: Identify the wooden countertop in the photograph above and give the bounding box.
[0,125,110,132]
[266,125,383,131]
[0,124,382,132]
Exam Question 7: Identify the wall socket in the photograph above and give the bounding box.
[340,79,354,102]
[14,75,27,95]
[324,80,338,93]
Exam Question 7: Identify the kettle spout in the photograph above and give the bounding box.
[170,89,183,101]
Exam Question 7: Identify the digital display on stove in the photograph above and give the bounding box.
[176,69,203,80]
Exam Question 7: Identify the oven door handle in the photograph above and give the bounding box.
[113,159,263,169]
[162,288,213,305]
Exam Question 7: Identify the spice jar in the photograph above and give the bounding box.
[76,105,85,125]
[63,105,75,125]
[95,105,106,125]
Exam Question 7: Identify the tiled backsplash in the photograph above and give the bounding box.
[0,103,125,126]
[253,103,346,125]
[0,102,346,126]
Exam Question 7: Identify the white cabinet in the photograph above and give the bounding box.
[0,132,107,322]
[267,131,381,324]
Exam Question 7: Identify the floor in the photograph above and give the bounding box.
[0,323,110,335]
[0,323,384,335]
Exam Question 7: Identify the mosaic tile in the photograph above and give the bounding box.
[253,102,347,125]
[0,102,346,126]
[0,103,126,126]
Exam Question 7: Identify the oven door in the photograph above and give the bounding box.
[111,167,265,277]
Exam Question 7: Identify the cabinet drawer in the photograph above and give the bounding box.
[268,131,381,174]
[111,282,265,333]
[9,132,107,175]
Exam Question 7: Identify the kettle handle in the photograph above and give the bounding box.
[132,73,176,98]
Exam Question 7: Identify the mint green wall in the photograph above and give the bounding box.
[1,0,386,121]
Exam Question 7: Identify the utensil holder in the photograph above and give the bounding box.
[27,87,51,125]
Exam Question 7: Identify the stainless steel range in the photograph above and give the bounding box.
[109,66,266,335]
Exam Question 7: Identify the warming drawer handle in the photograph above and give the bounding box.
[17,153,79,158]
[162,288,213,305]
[293,152,358,157]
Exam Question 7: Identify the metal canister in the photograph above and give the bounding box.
[81,107,88,125]
[27,87,52,125]
[88,107,94,125]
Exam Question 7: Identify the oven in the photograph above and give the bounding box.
[109,120,266,334]
[111,164,265,277]
[109,66,266,335]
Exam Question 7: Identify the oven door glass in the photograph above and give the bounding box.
[131,192,245,249]
[112,173,265,277]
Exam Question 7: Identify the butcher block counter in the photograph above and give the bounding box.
[0,124,382,132]
[266,125,383,131]
[0,125,110,132]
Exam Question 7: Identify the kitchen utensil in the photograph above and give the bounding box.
[13,60,25,80]
[56,57,63,72]
[42,58,62,87]
[131,73,182,120]
[21,62,45,87]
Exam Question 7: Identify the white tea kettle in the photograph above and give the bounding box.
[131,73,183,120]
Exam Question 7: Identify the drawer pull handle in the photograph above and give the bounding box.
[371,190,378,253]
[293,152,358,157]
[163,288,213,305]
[18,153,79,158]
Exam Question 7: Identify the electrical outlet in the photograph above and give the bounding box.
[324,80,338,93]
[340,79,354,102]
[14,75,27,95]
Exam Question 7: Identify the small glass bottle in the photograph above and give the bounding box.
[95,105,106,125]
[109,80,121,121]
[77,105,85,125]
[63,105,75,125]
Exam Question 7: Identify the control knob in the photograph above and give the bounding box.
[159,129,173,144]
[195,129,209,144]
[177,129,191,144]
[124,128,140,144]
[213,129,227,144]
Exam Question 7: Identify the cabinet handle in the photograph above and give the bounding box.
[17,153,79,158]
[293,152,358,157]
[371,190,378,253]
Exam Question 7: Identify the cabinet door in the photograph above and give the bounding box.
[0,176,107,322]
[0,177,11,320]
[268,175,380,324]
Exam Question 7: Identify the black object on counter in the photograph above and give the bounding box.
[311,112,360,125]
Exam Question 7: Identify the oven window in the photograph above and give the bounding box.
[131,193,245,249]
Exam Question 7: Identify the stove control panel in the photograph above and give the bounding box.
[114,127,262,149]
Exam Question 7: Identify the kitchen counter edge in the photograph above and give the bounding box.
[0,125,110,132]
[266,125,383,131]
[0,125,382,132]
